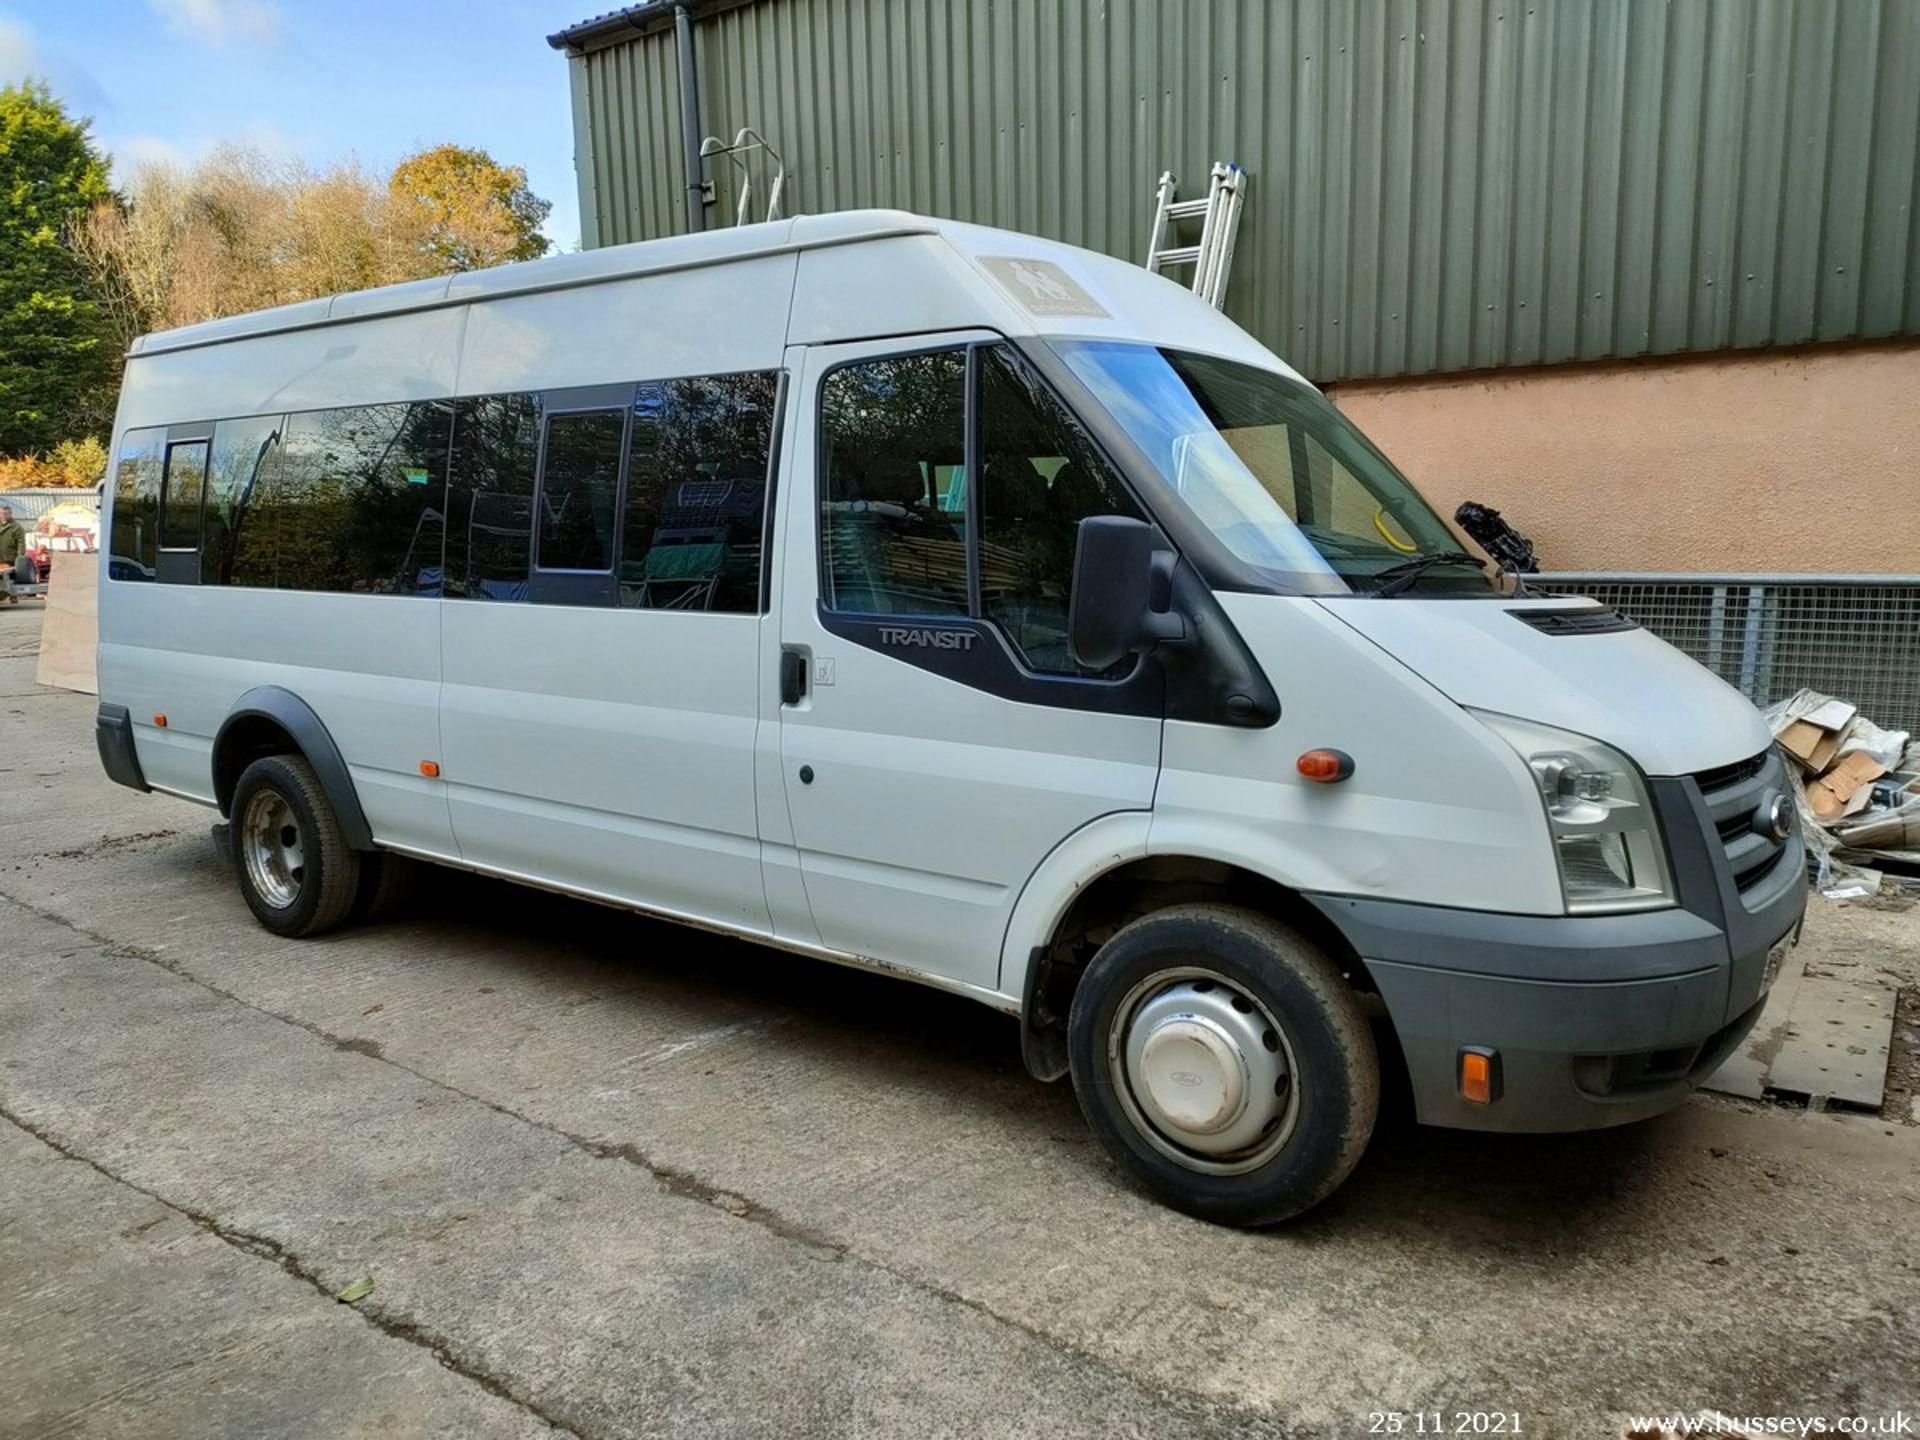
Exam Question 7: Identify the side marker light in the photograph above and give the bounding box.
[1459,1046,1502,1105]
[1296,748,1355,783]
[419,761,441,778]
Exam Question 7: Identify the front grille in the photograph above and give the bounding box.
[1693,752,1768,793]
[1693,748,1790,895]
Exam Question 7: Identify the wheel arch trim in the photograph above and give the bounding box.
[999,811,1153,1010]
[213,686,375,850]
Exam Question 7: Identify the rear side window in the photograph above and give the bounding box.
[109,370,781,609]
[622,371,776,612]
[448,393,540,601]
[108,429,165,581]
[818,350,968,616]
[273,402,451,595]
[159,440,208,552]
[201,415,284,588]
[537,410,625,573]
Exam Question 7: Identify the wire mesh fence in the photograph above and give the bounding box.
[1529,573,1920,735]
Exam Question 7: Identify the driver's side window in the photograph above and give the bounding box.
[818,349,969,617]
[975,345,1143,676]
[816,343,1145,677]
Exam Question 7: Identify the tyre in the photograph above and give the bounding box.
[352,850,421,923]
[229,753,362,938]
[1067,903,1379,1226]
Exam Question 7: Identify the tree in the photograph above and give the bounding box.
[389,144,551,272]
[74,147,396,349]
[0,82,116,453]
[72,142,556,359]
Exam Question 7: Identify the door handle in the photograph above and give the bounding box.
[780,649,807,706]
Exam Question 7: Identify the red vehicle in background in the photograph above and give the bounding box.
[9,508,97,600]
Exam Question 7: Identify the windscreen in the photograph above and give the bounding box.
[1055,341,1495,596]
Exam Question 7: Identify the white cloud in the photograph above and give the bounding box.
[145,0,283,49]
[0,17,40,80]
[0,15,111,115]
[104,123,310,186]
[107,133,195,182]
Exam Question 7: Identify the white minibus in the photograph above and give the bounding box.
[95,212,1804,1223]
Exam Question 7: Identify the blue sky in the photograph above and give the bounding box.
[2,0,590,249]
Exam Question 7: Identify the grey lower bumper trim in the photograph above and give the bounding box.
[95,703,150,793]
[1305,892,1725,985]
[1304,887,1802,1134]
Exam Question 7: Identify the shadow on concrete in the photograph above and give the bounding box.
[382,864,1691,1252]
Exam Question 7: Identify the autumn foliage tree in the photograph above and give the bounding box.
[0,107,554,483]
[72,142,553,355]
[389,144,551,273]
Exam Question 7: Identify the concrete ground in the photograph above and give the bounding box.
[1,601,1915,1440]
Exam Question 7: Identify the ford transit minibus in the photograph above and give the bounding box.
[94,212,1804,1223]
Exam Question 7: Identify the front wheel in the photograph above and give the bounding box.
[230,753,362,938]
[1067,904,1379,1226]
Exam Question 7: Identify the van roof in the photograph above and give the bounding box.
[130,210,946,357]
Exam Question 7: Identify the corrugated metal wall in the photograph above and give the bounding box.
[565,0,1920,382]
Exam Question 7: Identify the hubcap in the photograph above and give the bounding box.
[241,789,304,909]
[1109,968,1298,1175]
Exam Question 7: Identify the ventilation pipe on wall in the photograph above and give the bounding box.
[674,2,706,234]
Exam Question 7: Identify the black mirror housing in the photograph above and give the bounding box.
[1069,516,1186,670]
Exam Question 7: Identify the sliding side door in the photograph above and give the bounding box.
[436,371,782,936]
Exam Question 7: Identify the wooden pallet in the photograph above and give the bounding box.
[1704,945,1895,1111]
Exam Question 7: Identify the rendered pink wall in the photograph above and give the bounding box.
[1327,342,1920,575]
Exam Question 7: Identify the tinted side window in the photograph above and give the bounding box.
[977,344,1144,675]
[538,410,625,573]
[448,393,540,601]
[818,351,967,616]
[159,440,208,553]
[109,429,164,581]
[622,371,776,612]
[201,415,284,587]
[274,402,451,595]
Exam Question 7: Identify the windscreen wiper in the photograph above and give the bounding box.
[1369,551,1486,597]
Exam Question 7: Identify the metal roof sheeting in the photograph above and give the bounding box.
[564,0,1920,381]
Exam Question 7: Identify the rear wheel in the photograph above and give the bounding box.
[230,754,361,938]
[1067,903,1378,1226]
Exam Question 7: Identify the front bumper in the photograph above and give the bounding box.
[1306,779,1806,1133]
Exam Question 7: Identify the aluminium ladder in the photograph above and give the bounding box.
[1145,162,1247,309]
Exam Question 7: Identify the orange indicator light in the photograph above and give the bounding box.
[419,761,441,778]
[152,714,168,728]
[1458,1047,1501,1105]
[1296,748,1354,783]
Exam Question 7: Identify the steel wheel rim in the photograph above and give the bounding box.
[1107,965,1300,1176]
[241,789,304,910]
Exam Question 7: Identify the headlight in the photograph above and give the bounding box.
[1472,711,1675,914]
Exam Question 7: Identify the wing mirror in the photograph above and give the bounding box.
[1068,516,1188,671]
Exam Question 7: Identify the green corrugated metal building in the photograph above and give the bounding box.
[550,0,1920,385]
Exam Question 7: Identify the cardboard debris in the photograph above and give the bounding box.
[1777,718,1843,774]
[1833,804,1920,851]
[1808,751,1888,823]
[1793,695,1858,731]
[1766,688,1918,896]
